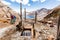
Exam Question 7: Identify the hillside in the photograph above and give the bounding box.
[27,8,51,20]
[0,2,20,28]
[0,1,20,39]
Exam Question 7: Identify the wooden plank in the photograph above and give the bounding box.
[35,12,37,23]
[24,8,26,22]
[57,16,60,40]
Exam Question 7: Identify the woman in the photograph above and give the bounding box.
[10,14,16,24]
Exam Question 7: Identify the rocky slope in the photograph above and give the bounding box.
[27,8,51,20]
[0,1,20,39]
[0,1,20,28]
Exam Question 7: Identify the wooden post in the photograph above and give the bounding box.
[57,10,60,40]
[20,0,22,26]
[35,12,37,23]
[57,15,60,40]
[24,8,26,22]
[32,23,35,38]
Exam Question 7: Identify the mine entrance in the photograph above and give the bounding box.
[21,29,31,36]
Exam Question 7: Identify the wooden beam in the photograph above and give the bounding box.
[57,16,60,40]
[24,8,26,22]
[32,23,35,38]
[35,12,37,23]
[20,0,22,26]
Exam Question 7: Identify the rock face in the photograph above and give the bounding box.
[0,1,59,40]
[0,1,20,28]
[27,8,51,20]
[0,1,20,40]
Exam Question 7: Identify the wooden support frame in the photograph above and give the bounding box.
[32,23,35,38]
[35,12,37,23]
[20,0,22,27]
[24,8,26,22]
[21,28,31,36]
[57,16,60,40]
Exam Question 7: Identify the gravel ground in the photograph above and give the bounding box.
[0,22,57,40]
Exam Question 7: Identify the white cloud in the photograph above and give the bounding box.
[11,0,20,3]
[21,0,29,5]
[11,0,15,2]
[1,0,11,5]
[32,0,39,2]
[57,0,60,1]
[16,0,20,3]
[10,0,29,5]
[40,0,46,3]
[32,0,46,3]
[28,4,31,6]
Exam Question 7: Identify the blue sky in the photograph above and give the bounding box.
[1,0,20,13]
[1,0,60,13]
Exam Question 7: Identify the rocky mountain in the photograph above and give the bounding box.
[37,8,51,20]
[27,8,51,20]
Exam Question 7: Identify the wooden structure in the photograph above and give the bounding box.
[35,12,37,23]
[19,0,60,39]
[24,8,26,22]
[20,0,22,27]
[57,16,60,40]
[21,23,35,38]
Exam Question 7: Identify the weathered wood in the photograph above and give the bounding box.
[32,23,35,38]
[16,1,23,31]
[20,1,22,27]
[24,8,26,22]
[57,16,60,40]
[35,12,37,23]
